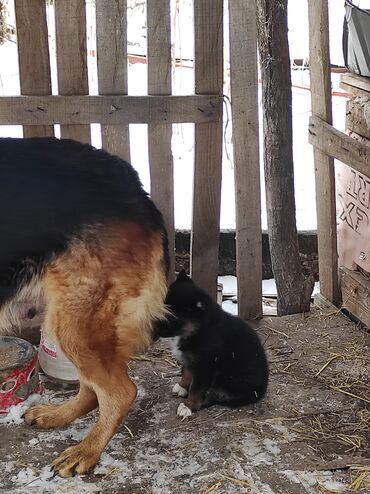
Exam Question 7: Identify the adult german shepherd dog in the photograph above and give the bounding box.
[0,137,169,476]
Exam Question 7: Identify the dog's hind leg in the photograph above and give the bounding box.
[52,358,137,477]
[23,224,168,477]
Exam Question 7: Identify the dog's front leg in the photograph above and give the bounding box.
[176,366,213,417]
[172,366,192,397]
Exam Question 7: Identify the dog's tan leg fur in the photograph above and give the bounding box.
[24,223,168,477]
[52,362,137,476]
[24,382,97,428]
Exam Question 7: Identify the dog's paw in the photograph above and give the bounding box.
[177,402,192,418]
[52,443,100,477]
[172,383,188,397]
[24,403,71,429]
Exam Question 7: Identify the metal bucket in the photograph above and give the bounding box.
[0,336,43,414]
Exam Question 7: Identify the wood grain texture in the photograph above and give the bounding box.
[258,0,313,315]
[345,99,370,140]
[0,95,221,125]
[191,0,223,300]
[147,0,175,280]
[308,0,340,305]
[96,0,130,162]
[340,267,370,328]
[14,0,53,137]
[341,73,370,95]
[229,0,262,319]
[55,0,90,143]
[309,115,370,176]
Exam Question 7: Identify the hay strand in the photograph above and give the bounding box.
[328,385,370,405]
[315,355,342,377]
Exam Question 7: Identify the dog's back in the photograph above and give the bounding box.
[0,138,167,307]
[0,137,169,476]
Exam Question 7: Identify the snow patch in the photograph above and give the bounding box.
[282,470,347,494]
[0,393,43,425]
[240,433,280,466]
[262,438,281,456]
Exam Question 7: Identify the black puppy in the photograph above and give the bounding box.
[156,271,269,417]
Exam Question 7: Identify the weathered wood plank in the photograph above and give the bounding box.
[340,81,370,100]
[308,0,340,305]
[340,267,370,327]
[345,99,370,140]
[14,0,53,138]
[96,0,130,162]
[191,0,223,300]
[55,0,90,143]
[229,0,262,319]
[341,73,370,95]
[147,0,175,280]
[0,95,221,125]
[309,115,370,175]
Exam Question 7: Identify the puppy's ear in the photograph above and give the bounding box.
[176,269,190,282]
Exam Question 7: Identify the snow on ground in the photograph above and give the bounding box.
[219,275,320,298]
[0,393,43,425]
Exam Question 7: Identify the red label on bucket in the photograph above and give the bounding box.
[41,340,57,359]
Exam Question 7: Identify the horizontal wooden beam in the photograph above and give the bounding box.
[0,94,222,125]
[340,73,370,96]
[309,115,370,175]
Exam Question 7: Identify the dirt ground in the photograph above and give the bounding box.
[0,302,369,494]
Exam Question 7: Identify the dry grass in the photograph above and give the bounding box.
[202,474,253,493]
[132,352,180,369]
[289,410,369,454]
[348,465,370,491]
[312,337,369,406]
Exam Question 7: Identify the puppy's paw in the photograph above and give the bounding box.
[177,402,192,418]
[172,383,188,397]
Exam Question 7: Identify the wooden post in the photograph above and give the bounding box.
[257,0,314,315]
[192,0,223,300]
[54,0,91,144]
[308,0,340,305]
[15,0,53,138]
[229,0,262,319]
[147,0,175,280]
[96,0,130,162]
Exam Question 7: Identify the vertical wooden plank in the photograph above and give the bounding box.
[192,0,223,299]
[96,0,130,162]
[147,0,175,280]
[15,0,53,138]
[308,0,340,305]
[54,0,90,143]
[229,0,262,319]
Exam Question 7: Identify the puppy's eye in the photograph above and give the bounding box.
[196,301,205,310]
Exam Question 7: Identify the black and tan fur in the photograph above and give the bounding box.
[155,271,269,415]
[0,137,169,476]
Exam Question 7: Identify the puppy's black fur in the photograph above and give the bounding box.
[155,271,269,412]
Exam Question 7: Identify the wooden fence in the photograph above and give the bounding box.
[0,0,261,320]
[308,0,370,306]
